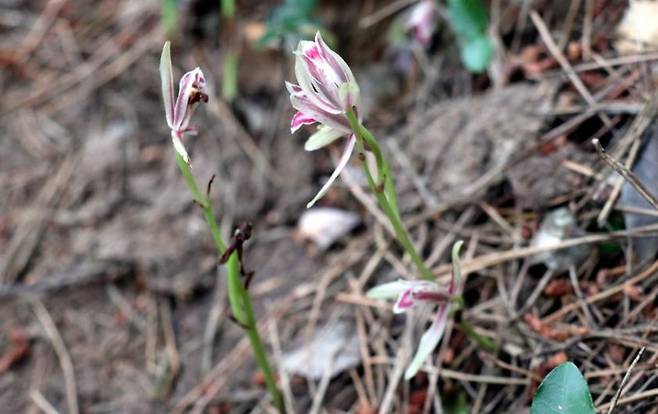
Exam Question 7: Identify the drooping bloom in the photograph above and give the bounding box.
[406,0,436,48]
[367,242,464,379]
[368,279,453,379]
[286,32,361,208]
[160,41,209,164]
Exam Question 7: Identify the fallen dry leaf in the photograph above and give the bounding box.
[524,314,589,341]
[544,279,571,297]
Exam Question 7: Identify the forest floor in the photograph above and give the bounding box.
[2,0,658,413]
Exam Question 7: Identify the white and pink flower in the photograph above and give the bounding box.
[160,41,208,164]
[368,278,453,379]
[407,0,436,48]
[287,32,361,207]
[368,242,464,379]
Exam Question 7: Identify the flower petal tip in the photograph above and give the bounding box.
[160,41,175,129]
[172,132,190,165]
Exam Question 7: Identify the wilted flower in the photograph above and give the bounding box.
[406,0,436,48]
[160,41,209,164]
[367,241,463,379]
[368,279,453,379]
[287,32,361,207]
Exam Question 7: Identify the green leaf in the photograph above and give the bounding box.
[447,0,488,41]
[446,0,493,73]
[460,36,493,73]
[531,362,595,414]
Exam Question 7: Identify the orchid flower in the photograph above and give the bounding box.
[160,41,209,164]
[368,279,452,379]
[286,32,361,208]
[367,241,464,379]
[406,0,436,48]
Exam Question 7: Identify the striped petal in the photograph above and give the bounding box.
[160,42,175,129]
[404,304,449,379]
[291,111,317,133]
[294,51,341,114]
[173,67,206,131]
[306,134,356,208]
[315,32,360,110]
[315,32,355,86]
[290,94,351,133]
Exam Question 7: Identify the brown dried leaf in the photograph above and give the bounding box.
[544,279,571,297]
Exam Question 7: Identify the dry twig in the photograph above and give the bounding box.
[31,298,79,414]
[593,138,658,211]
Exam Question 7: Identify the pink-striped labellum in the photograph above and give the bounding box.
[160,41,208,164]
[286,32,361,207]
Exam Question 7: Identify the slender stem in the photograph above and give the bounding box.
[357,124,400,217]
[174,151,284,412]
[220,0,238,102]
[221,0,235,17]
[161,0,177,35]
[242,292,285,412]
[346,110,434,281]
[222,51,238,102]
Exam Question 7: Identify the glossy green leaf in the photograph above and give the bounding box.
[446,0,493,73]
[531,362,595,414]
[447,0,488,41]
[460,36,493,73]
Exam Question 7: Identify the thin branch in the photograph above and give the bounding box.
[30,389,61,414]
[31,298,79,414]
[607,346,646,414]
[593,139,658,211]
[530,10,612,126]
[597,388,658,412]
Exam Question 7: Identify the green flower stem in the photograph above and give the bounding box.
[353,120,400,217]
[346,110,433,281]
[174,151,284,413]
[222,51,238,102]
[242,291,285,413]
[220,0,238,102]
[161,0,177,35]
[221,0,235,17]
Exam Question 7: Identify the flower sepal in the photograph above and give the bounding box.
[160,41,209,164]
